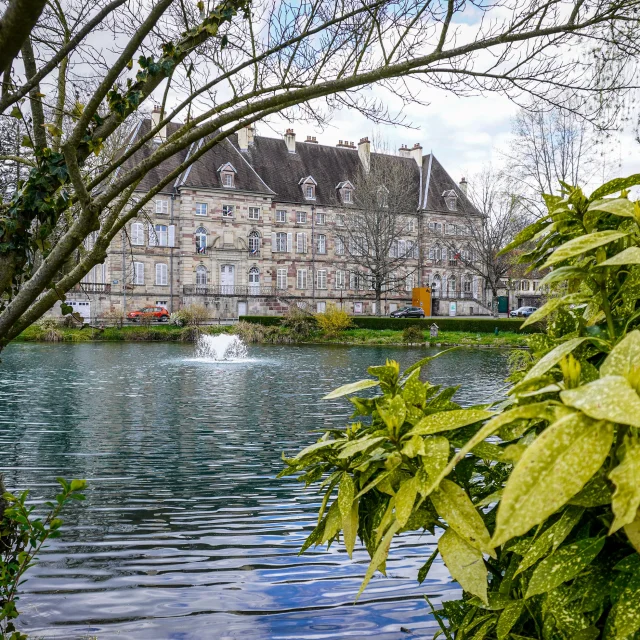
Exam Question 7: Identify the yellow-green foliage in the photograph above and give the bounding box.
[315,304,352,337]
[282,176,640,639]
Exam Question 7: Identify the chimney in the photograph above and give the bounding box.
[459,177,468,195]
[305,135,318,144]
[358,137,370,172]
[151,105,166,141]
[284,128,296,154]
[238,124,255,151]
[398,144,411,158]
[410,142,422,167]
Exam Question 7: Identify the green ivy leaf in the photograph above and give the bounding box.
[541,230,629,268]
[431,479,494,556]
[525,537,605,598]
[438,528,488,604]
[408,409,494,436]
[561,376,640,427]
[609,436,640,533]
[492,414,614,547]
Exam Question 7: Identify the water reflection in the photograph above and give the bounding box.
[0,342,509,639]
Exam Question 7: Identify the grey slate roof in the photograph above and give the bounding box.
[125,119,480,216]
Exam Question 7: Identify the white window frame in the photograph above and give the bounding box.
[155,199,168,214]
[296,210,307,224]
[223,172,234,188]
[276,210,287,223]
[343,188,352,203]
[316,269,327,290]
[222,204,234,218]
[196,265,208,285]
[195,202,208,216]
[131,222,144,246]
[335,237,345,255]
[132,261,144,285]
[315,212,326,225]
[296,232,307,254]
[248,207,260,220]
[336,214,344,226]
[155,224,168,247]
[195,227,207,254]
[296,268,308,289]
[316,234,326,254]
[248,231,260,254]
[276,268,287,290]
[335,270,345,290]
[305,185,315,200]
[155,263,168,286]
[275,232,287,252]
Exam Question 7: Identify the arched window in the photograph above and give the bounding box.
[195,227,207,254]
[248,231,260,255]
[249,267,260,293]
[196,265,208,286]
[432,274,441,297]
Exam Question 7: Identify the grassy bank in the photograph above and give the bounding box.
[16,323,529,348]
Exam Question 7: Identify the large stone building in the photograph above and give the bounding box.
[65,115,492,321]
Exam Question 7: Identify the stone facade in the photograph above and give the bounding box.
[60,121,492,321]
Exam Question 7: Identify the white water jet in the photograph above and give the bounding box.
[195,334,248,361]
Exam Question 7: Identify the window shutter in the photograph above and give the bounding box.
[271,232,276,252]
[287,233,293,252]
[156,263,161,284]
[168,225,175,247]
[148,223,157,246]
[303,233,308,253]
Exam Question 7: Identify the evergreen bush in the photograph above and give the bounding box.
[281,176,640,639]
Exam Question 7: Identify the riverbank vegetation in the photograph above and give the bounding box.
[282,175,640,639]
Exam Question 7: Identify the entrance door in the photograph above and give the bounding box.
[67,300,90,322]
[238,301,247,317]
[220,265,235,294]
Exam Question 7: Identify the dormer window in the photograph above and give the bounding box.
[377,186,389,208]
[218,162,237,189]
[336,180,354,205]
[299,176,317,200]
[443,189,458,211]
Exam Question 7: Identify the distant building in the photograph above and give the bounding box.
[61,117,493,320]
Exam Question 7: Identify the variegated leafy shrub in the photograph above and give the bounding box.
[280,175,640,639]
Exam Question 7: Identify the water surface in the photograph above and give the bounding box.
[0,342,509,639]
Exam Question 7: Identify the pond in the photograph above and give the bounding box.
[0,342,510,639]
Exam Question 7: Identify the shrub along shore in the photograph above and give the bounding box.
[17,317,530,349]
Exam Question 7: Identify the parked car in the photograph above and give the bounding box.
[510,306,537,318]
[390,306,425,318]
[127,306,170,322]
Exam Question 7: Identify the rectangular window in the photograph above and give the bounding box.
[336,270,345,289]
[296,211,307,224]
[131,222,144,246]
[155,224,168,246]
[248,207,260,220]
[132,261,144,285]
[275,232,287,252]
[155,263,168,285]
[405,273,415,292]
[335,237,345,255]
[343,189,352,203]
[296,268,307,289]
[223,173,234,187]
[316,234,326,254]
[305,186,314,200]
[446,224,456,235]
[406,218,416,233]
[296,232,307,253]
[317,269,327,290]
[276,268,287,290]
[316,212,325,225]
[350,272,361,290]
[222,204,234,218]
[155,199,168,214]
[276,210,287,223]
[195,202,208,216]
[336,214,344,226]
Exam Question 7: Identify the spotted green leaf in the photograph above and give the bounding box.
[516,337,588,387]
[492,414,614,547]
[321,500,341,544]
[561,376,640,427]
[294,439,335,460]
[408,409,494,436]
[377,395,406,432]
[401,434,426,458]
[356,521,400,601]
[541,230,629,268]
[624,510,640,553]
[338,436,386,459]
[521,293,590,328]
[539,266,586,287]
[496,600,525,639]
[587,197,636,217]
[323,379,378,399]
[343,501,359,559]
[438,528,488,604]
[605,570,640,638]
[601,330,640,378]
[338,474,354,521]
[598,246,640,266]
[431,479,494,556]
[402,347,458,377]
[515,506,584,576]
[609,436,640,533]
[402,369,426,405]
[525,536,605,598]
[590,174,640,200]
[395,477,418,527]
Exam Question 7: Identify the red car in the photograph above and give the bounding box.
[127,306,170,322]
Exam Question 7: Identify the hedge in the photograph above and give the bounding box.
[239,315,538,333]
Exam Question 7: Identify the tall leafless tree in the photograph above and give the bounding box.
[436,166,529,315]
[0,0,639,347]
[336,150,419,315]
